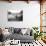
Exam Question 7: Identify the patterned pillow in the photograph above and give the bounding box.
[8,27,14,34]
[14,28,21,33]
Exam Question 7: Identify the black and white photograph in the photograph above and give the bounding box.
[8,10,23,21]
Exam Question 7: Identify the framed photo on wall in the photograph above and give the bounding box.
[8,10,23,21]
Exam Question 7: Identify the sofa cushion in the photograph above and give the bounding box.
[9,33,34,43]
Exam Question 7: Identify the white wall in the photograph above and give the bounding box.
[0,1,40,28]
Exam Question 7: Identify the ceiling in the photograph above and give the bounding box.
[0,0,45,4]
[1,0,39,1]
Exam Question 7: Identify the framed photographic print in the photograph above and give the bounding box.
[8,10,23,21]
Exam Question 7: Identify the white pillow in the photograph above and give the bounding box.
[2,29,10,36]
[21,29,27,35]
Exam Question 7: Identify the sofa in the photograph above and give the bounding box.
[3,27,34,43]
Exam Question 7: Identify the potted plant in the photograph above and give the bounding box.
[32,27,43,40]
[32,27,39,40]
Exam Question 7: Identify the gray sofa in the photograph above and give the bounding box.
[3,27,34,43]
